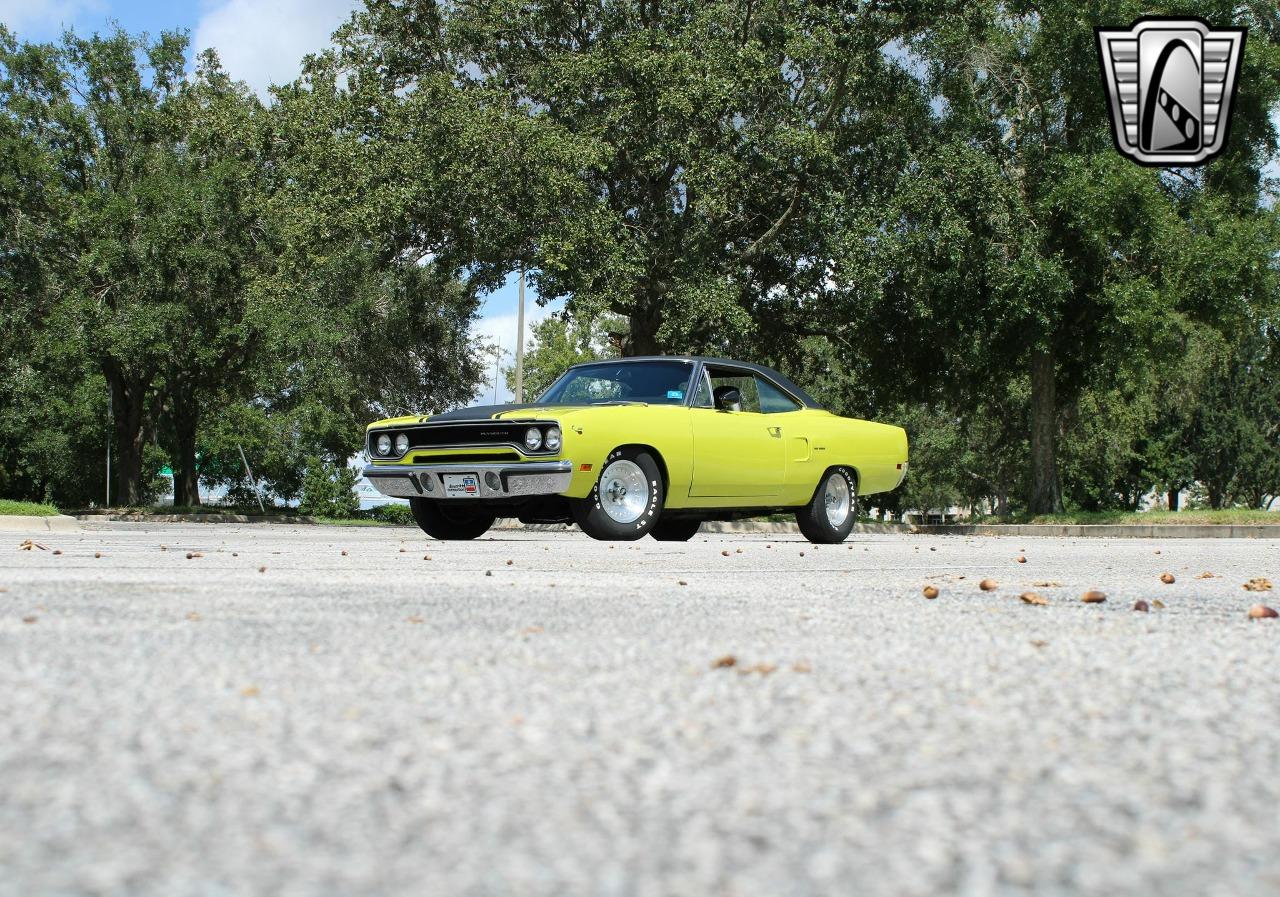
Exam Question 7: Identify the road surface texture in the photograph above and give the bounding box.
[3,523,1279,897]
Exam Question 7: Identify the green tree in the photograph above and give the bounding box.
[849,0,1280,513]
[305,0,945,358]
[503,312,625,400]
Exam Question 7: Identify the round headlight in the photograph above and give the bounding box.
[375,434,392,456]
[394,433,410,455]
[544,426,562,452]
[524,427,543,451]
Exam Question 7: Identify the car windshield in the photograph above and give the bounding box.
[536,360,694,406]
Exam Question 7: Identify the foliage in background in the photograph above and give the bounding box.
[1,5,1278,517]
[503,314,626,400]
[297,458,360,519]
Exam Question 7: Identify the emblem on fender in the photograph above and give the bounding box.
[1095,17,1246,166]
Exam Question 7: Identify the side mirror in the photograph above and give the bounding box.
[713,385,742,412]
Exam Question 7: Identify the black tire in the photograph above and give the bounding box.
[571,448,665,541]
[650,517,703,541]
[796,467,858,544]
[409,497,496,540]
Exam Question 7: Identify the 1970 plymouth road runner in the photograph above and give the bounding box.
[364,357,908,543]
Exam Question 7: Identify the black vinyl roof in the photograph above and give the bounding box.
[566,356,824,410]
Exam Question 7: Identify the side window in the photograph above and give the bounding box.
[706,369,761,413]
[756,376,802,414]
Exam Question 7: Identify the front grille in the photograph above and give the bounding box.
[412,452,520,464]
[369,419,559,460]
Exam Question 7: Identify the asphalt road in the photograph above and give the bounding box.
[3,522,1279,897]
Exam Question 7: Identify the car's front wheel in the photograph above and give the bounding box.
[409,498,496,540]
[571,448,665,541]
[796,467,858,544]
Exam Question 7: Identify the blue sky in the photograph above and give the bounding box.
[1,0,558,402]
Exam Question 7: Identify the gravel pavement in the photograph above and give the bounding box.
[3,522,1279,897]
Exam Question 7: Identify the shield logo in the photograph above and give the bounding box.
[1096,17,1246,166]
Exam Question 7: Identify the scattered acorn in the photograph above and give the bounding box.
[1133,600,1150,612]
[922,585,939,600]
[1019,592,1047,606]
[1159,573,1175,584]
[1247,604,1278,620]
[979,578,998,592]
[721,550,731,557]
[258,565,266,573]
[1081,590,1108,604]
[1016,555,1027,564]
[1243,578,1273,593]
[711,655,737,669]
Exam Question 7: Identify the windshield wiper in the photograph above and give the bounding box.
[590,400,650,406]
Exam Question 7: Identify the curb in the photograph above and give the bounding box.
[911,523,1280,539]
[77,513,319,525]
[0,514,82,533]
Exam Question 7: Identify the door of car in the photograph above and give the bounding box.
[688,367,787,498]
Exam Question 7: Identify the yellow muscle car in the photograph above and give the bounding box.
[363,357,908,543]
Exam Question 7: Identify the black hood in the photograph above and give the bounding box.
[425,404,547,421]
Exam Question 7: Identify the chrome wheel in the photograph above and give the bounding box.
[599,459,649,524]
[823,472,852,528]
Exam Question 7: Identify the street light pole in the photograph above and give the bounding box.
[515,267,526,403]
[493,338,501,405]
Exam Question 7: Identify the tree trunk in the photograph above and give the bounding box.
[171,402,201,507]
[994,490,1010,518]
[1028,347,1061,514]
[626,306,661,356]
[1167,489,1180,511]
[105,365,149,507]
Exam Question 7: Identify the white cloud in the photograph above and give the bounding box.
[192,0,358,98]
[0,0,100,35]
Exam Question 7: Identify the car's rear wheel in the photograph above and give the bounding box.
[796,467,857,544]
[571,448,664,541]
[649,517,702,541]
[409,498,496,540]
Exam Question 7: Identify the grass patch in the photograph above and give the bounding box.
[313,517,406,527]
[980,509,1279,526]
[0,499,61,517]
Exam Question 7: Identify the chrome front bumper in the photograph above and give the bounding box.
[363,461,574,500]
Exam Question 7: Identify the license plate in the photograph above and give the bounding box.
[442,474,481,497]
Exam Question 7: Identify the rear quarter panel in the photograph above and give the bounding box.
[788,412,908,501]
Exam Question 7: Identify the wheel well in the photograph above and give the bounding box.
[818,464,861,497]
[613,443,670,493]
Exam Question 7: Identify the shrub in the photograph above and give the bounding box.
[298,458,360,519]
[366,502,414,525]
